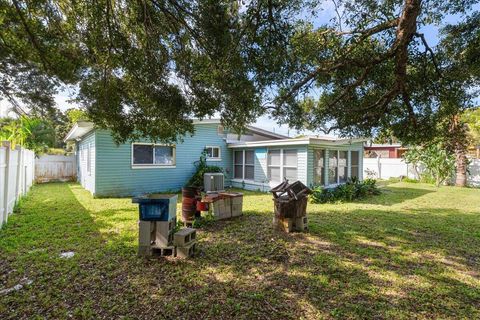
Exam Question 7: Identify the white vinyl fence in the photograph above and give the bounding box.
[35,155,76,183]
[364,157,480,187]
[0,142,35,228]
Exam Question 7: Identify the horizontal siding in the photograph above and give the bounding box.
[95,124,231,197]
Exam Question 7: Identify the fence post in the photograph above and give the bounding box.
[2,141,11,226]
[16,146,23,198]
[377,156,381,179]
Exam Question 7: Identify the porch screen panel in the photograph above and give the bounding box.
[283,149,297,181]
[245,150,255,180]
[234,151,243,179]
[351,151,359,179]
[328,150,338,184]
[338,151,348,183]
[313,149,325,185]
[268,150,281,182]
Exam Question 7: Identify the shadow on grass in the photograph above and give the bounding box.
[1,182,480,319]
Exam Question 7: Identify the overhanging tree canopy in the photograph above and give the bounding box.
[0,0,478,143]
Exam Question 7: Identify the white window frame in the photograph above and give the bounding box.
[233,149,255,181]
[131,143,176,169]
[205,145,222,161]
[267,149,298,183]
[327,149,351,186]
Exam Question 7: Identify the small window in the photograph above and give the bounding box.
[205,146,221,160]
[234,150,255,180]
[132,144,175,166]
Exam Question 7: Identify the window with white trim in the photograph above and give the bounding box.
[205,146,221,160]
[234,150,254,180]
[313,149,325,185]
[267,149,298,183]
[267,149,281,182]
[350,151,360,179]
[283,149,298,181]
[132,143,175,166]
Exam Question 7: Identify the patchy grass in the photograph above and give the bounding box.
[1,182,480,319]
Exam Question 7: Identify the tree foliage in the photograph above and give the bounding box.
[0,0,479,144]
[0,116,55,153]
[403,143,456,187]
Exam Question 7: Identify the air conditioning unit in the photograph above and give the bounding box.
[204,173,224,192]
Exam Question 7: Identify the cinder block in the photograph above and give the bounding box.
[176,242,196,259]
[139,221,155,246]
[231,196,243,206]
[174,228,196,247]
[231,204,243,217]
[294,216,308,232]
[138,245,152,257]
[155,221,176,246]
[151,245,176,257]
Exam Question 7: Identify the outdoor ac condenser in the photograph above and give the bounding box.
[204,173,224,192]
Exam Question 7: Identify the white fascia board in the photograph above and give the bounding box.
[64,121,95,142]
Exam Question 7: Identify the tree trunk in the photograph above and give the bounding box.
[449,114,468,187]
[455,147,467,187]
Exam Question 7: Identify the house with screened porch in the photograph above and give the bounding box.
[65,119,365,197]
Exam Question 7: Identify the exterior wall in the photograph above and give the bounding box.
[94,123,232,197]
[77,131,96,194]
[230,145,308,191]
[307,142,364,188]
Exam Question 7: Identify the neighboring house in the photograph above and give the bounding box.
[65,120,365,197]
[364,143,407,158]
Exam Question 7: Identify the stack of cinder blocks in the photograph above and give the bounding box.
[173,228,197,258]
[138,217,198,258]
[273,215,308,233]
[209,192,243,220]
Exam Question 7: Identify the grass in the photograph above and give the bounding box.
[1,182,480,319]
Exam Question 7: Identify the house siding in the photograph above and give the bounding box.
[76,131,96,194]
[93,123,231,197]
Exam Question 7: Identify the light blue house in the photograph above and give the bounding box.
[65,120,365,197]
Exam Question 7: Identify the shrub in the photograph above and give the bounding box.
[310,178,380,204]
[187,151,223,188]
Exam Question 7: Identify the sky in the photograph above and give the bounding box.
[1,1,477,137]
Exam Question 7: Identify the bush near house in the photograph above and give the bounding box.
[310,178,381,203]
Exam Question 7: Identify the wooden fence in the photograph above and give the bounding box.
[35,154,76,183]
[0,142,35,228]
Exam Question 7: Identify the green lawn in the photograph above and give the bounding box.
[1,182,480,319]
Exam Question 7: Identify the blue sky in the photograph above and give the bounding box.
[1,1,477,136]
